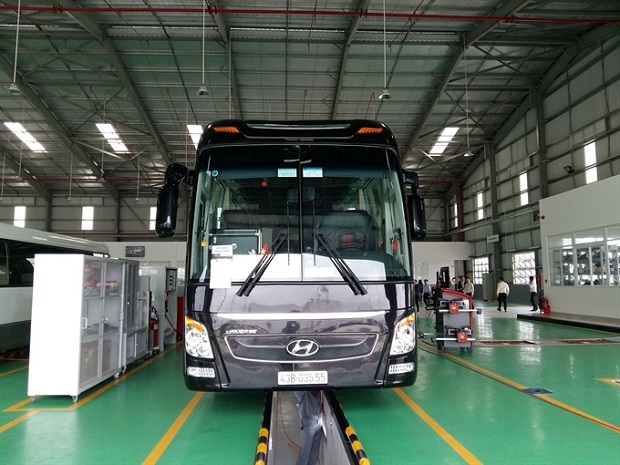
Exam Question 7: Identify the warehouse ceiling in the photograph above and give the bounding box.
[0,1,619,202]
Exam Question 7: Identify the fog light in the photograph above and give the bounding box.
[187,366,215,378]
[389,363,414,375]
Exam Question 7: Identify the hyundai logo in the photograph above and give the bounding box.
[286,339,320,357]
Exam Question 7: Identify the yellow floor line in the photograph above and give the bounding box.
[0,365,28,377]
[420,341,620,434]
[142,392,204,465]
[6,347,174,413]
[0,411,38,434]
[394,388,483,465]
[1,347,179,435]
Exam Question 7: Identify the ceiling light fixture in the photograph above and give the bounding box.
[187,124,203,150]
[463,34,473,158]
[429,127,459,155]
[96,123,129,153]
[4,122,45,152]
[378,0,391,101]
[197,1,209,96]
[9,0,22,96]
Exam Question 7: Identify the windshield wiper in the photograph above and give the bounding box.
[236,230,289,297]
[313,230,367,296]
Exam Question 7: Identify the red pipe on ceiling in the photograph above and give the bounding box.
[0,5,617,25]
[0,177,164,183]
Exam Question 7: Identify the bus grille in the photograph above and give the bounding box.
[224,333,379,363]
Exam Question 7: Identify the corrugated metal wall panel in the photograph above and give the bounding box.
[570,91,607,131]
[603,44,620,80]
[569,61,603,102]
[545,112,569,145]
[546,138,570,159]
[607,80,620,113]
[544,85,568,117]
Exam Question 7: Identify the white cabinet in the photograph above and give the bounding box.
[28,255,128,401]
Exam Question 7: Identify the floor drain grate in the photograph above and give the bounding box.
[523,388,552,394]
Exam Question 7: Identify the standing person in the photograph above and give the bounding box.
[457,276,465,292]
[422,279,432,307]
[496,277,510,312]
[529,276,538,312]
[463,277,474,298]
[295,390,323,465]
[414,279,422,312]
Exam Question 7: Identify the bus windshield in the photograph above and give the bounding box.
[189,144,411,285]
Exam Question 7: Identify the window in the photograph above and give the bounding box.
[519,173,529,206]
[512,251,535,284]
[81,206,94,230]
[473,257,489,285]
[149,206,157,230]
[549,226,618,287]
[476,192,484,220]
[14,206,26,228]
[584,142,597,184]
[453,202,458,228]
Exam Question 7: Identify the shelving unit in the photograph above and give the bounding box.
[28,255,132,402]
[121,265,149,370]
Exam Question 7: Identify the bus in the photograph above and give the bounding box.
[0,223,109,352]
[156,120,426,391]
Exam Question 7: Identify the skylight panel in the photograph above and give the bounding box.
[429,127,459,155]
[4,122,46,152]
[187,125,203,149]
[96,123,129,153]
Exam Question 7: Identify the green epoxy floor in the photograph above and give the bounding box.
[1,307,619,465]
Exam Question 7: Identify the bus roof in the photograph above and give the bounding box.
[198,119,399,153]
[0,222,110,255]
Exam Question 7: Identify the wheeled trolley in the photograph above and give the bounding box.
[431,289,479,353]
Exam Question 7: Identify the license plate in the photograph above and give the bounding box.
[277,371,328,386]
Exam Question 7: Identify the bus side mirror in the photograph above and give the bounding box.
[155,184,179,238]
[403,170,426,241]
[409,194,427,241]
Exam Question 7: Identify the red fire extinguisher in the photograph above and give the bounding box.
[150,307,159,353]
[540,295,551,314]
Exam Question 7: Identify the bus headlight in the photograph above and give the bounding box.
[185,316,214,359]
[389,314,416,356]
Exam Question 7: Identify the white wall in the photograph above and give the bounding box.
[412,242,471,282]
[540,175,620,319]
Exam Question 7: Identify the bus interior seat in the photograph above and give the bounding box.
[220,210,279,229]
[318,210,378,252]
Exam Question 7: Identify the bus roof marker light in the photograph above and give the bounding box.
[357,127,383,135]
[213,126,240,134]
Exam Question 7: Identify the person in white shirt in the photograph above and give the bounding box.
[496,277,510,312]
[529,276,538,312]
[463,277,474,298]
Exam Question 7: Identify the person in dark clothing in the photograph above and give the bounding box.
[295,390,323,465]
[414,279,423,312]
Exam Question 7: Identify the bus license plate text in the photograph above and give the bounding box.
[278,371,328,386]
